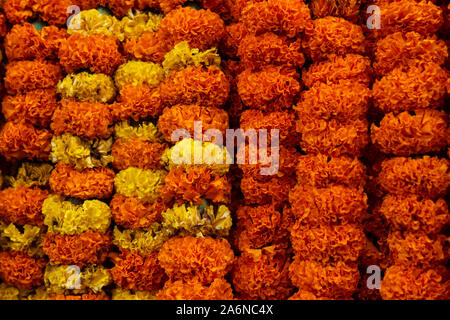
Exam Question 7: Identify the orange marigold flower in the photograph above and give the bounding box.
[112,139,166,171]
[4,60,62,94]
[220,22,247,58]
[289,184,367,226]
[297,119,369,157]
[3,0,34,24]
[161,167,231,205]
[288,291,332,300]
[240,0,312,37]
[0,251,46,289]
[240,110,299,147]
[379,195,450,234]
[368,0,443,39]
[158,7,225,51]
[157,278,234,300]
[2,89,59,128]
[377,156,450,199]
[0,13,7,37]
[240,175,295,205]
[51,293,109,300]
[59,33,124,75]
[289,258,360,299]
[110,194,166,229]
[310,0,360,23]
[380,264,449,300]
[238,33,305,70]
[51,99,113,140]
[295,79,370,123]
[113,85,163,122]
[373,31,448,76]
[160,66,230,108]
[296,154,366,188]
[0,120,52,161]
[387,231,447,267]
[371,110,448,156]
[235,205,287,250]
[232,248,293,300]
[373,60,447,114]
[110,249,167,291]
[304,16,365,61]
[32,0,72,26]
[237,66,301,111]
[158,104,229,142]
[0,186,48,226]
[49,164,115,200]
[302,54,372,88]
[158,236,234,284]
[43,231,111,267]
[123,32,165,63]
[290,223,366,263]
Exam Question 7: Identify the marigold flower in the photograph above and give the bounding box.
[381,264,449,300]
[42,195,111,235]
[289,184,367,226]
[123,32,165,63]
[44,264,112,295]
[115,167,166,202]
[373,31,448,76]
[110,249,167,292]
[0,222,45,258]
[67,9,122,40]
[240,110,299,147]
[50,293,109,300]
[50,134,113,170]
[220,22,247,58]
[6,162,53,189]
[59,33,124,75]
[114,120,161,143]
[377,156,450,199]
[290,223,366,263]
[114,60,164,90]
[49,164,115,200]
[238,33,305,70]
[160,66,230,108]
[43,231,111,267]
[4,60,62,94]
[232,248,293,300]
[158,7,225,51]
[237,66,301,111]
[302,54,372,88]
[57,72,117,103]
[112,139,166,171]
[376,62,448,114]
[240,175,295,205]
[0,121,52,161]
[295,80,370,123]
[297,119,369,157]
[296,154,366,188]
[2,89,59,128]
[120,10,162,39]
[51,100,113,140]
[0,186,48,226]
[157,278,234,300]
[110,194,166,229]
[240,0,312,37]
[309,0,360,22]
[33,0,73,26]
[379,195,449,234]
[289,258,360,299]
[158,236,234,284]
[0,251,46,289]
[371,110,448,156]
[111,288,157,300]
[113,85,163,121]
[158,104,229,142]
[3,0,35,24]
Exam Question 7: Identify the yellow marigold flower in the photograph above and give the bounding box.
[163,138,231,175]
[68,9,123,41]
[25,287,49,300]
[114,61,164,90]
[44,264,112,295]
[112,288,157,300]
[0,283,20,300]
[0,284,48,300]
[120,11,162,39]
[113,224,173,256]
[0,222,45,257]
[50,134,113,170]
[162,203,232,237]
[114,168,167,202]
[42,195,111,235]
[57,72,117,103]
[162,41,221,74]
[114,120,161,142]
[5,162,53,188]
